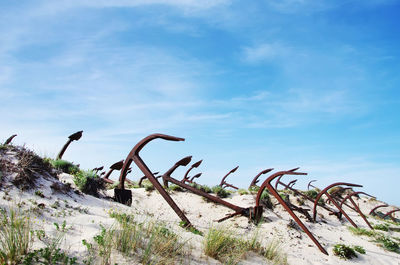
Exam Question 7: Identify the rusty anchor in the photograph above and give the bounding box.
[312,182,363,228]
[102,160,124,184]
[189,173,202,183]
[219,166,239,190]
[326,187,357,212]
[369,204,389,216]
[340,191,375,229]
[161,156,192,188]
[382,209,400,222]
[4,134,17,145]
[307,180,317,190]
[249,168,274,189]
[116,134,194,226]
[92,166,104,174]
[160,156,262,223]
[274,172,341,219]
[138,172,160,187]
[287,179,297,189]
[56,131,83,160]
[255,170,328,255]
[181,160,203,183]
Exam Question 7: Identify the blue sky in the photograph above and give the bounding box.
[1,0,400,205]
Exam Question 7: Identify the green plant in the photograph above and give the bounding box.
[199,185,212,193]
[179,221,203,236]
[304,189,318,199]
[169,184,184,192]
[49,159,80,175]
[347,226,377,237]
[248,185,260,193]
[262,240,288,265]
[211,186,229,198]
[374,223,389,231]
[333,244,357,260]
[204,226,287,265]
[23,247,77,265]
[237,189,249,195]
[260,190,273,209]
[93,225,114,264]
[353,245,366,254]
[34,190,44,198]
[204,227,247,264]
[73,170,104,196]
[0,208,33,264]
[375,235,400,253]
[144,183,155,192]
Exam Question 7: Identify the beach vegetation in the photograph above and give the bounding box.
[333,244,357,259]
[237,189,249,195]
[211,186,229,198]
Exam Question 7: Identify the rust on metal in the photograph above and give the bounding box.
[138,172,160,187]
[274,167,300,190]
[340,191,375,229]
[307,180,317,190]
[274,177,340,218]
[219,166,239,190]
[255,170,328,255]
[4,134,17,145]
[160,156,262,222]
[312,182,363,227]
[249,168,274,189]
[382,209,400,222]
[56,130,83,160]
[369,204,389,215]
[287,179,297,189]
[189,173,202,183]
[182,160,203,183]
[161,156,192,188]
[326,187,357,212]
[102,160,124,184]
[117,134,193,227]
[92,166,104,174]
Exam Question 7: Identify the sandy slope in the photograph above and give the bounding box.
[1,148,400,264]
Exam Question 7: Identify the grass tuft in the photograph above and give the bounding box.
[0,208,33,264]
[237,189,249,195]
[204,226,287,265]
[211,186,229,198]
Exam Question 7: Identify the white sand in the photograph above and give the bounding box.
[1,151,399,264]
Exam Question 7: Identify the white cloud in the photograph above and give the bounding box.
[242,43,289,63]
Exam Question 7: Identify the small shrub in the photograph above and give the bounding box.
[169,184,184,192]
[333,244,357,260]
[73,170,104,196]
[304,189,318,199]
[199,185,212,193]
[353,245,366,254]
[49,159,80,175]
[376,235,400,253]
[260,190,273,209]
[211,186,229,198]
[248,186,260,193]
[237,189,249,195]
[144,183,155,192]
